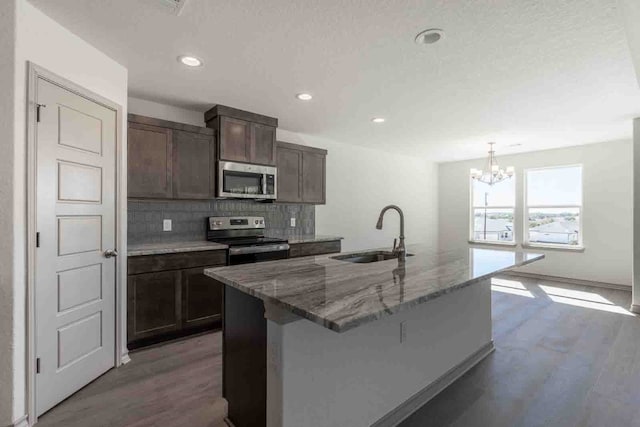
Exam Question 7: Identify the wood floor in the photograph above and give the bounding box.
[37,332,227,427]
[38,275,638,427]
[400,275,640,427]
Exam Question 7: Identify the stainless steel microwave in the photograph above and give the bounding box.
[218,161,277,200]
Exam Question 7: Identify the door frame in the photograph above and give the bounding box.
[25,62,127,425]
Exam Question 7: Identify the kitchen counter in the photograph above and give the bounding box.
[205,244,544,333]
[208,244,544,426]
[286,235,343,244]
[128,240,228,257]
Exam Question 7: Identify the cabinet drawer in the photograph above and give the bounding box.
[128,250,227,275]
[289,241,341,258]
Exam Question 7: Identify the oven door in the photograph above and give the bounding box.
[228,244,290,265]
[218,161,277,200]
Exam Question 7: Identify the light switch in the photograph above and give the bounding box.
[290,217,296,227]
[163,219,172,232]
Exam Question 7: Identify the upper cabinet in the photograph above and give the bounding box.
[128,121,173,198]
[205,105,278,166]
[276,141,327,205]
[128,114,216,199]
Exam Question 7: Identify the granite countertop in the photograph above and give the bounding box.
[287,235,344,244]
[205,244,544,333]
[128,241,228,257]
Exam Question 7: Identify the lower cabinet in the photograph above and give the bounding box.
[127,250,226,349]
[289,240,341,258]
[128,270,182,344]
[182,266,223,329]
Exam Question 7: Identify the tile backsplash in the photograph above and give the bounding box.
[128,199,315,244]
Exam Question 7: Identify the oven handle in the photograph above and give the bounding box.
[228,244,290,256]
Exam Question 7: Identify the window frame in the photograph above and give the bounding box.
[523,164,584,250]
[468,175,517,246]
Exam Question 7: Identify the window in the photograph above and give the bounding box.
[470,176,515,243]
[525,165,582,247]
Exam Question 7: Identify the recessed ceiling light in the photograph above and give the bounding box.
[296,93,313,101]
[178,55,203,67]
[371,117,386,123]
[415,28,445,45]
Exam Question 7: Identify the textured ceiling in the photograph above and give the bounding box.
[621,0,640,87]
[29,0,640,161]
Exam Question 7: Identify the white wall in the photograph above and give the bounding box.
[1,1,128,424]
[277,129,438,251]
[126,98,439,252]
[633,119,640,311]
[0,1,17,424]
[438,140,633,287]
[128,97,204,127]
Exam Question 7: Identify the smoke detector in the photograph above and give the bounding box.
[157,0,190,16]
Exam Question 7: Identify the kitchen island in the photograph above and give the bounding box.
[205,245,544,427]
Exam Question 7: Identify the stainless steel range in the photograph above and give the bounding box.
[206,216,289,265]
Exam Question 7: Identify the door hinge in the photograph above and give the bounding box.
[36,232,40,248]
[36,358,41,374]
[36,103,46,122]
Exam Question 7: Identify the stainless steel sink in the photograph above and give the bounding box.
[331,251,414,264]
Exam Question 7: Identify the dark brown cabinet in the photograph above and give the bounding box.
[127,270,181,344]
[127,250,226,349]
[302,151,326,204]
[219,116,251,163]
[276,141,327,204]
[289,240,341,258]
[128,114,215,200]
[128,122,173,198]
[276,144,303,203]
[205,105,278,166]
[182,266,223,329]
[172,130,216,199]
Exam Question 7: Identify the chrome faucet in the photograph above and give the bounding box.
[376,205,406,262]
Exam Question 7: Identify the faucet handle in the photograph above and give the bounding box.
[393,238,397,251]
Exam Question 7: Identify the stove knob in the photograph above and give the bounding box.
[259,220,264,225]
[254,220,259,225]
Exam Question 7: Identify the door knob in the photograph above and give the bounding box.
[104,249,118,258]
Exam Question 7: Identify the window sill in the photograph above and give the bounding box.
[468,240,517,247]
[522,243,585,253]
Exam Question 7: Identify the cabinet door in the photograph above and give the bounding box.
[276,145,303,203]
[219,116,251,163]
[172,130,215,199]
[250,123,276,166]
[302,151,326,204]
[128,122,173,198]
[182,267,223,330]
[127,271,181,346]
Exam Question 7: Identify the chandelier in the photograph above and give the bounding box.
[470,142,514,186]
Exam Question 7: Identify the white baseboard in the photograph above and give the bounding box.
[5,415,29,427]
[120,352,131,365]
[371,341,495,427]
[503,271,631,292]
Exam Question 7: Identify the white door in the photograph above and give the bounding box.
[35,77,117,416]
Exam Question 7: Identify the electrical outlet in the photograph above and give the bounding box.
[163,219,172,232]
[400,321,407,343]
[290,217,296,227]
